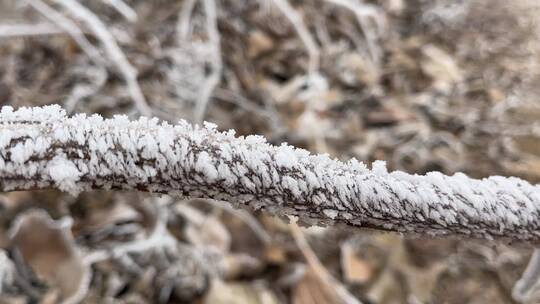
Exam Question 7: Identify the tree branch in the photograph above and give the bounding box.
[1,105,540,242]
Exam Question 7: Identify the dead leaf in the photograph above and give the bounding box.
[292,268,346,304]
[248,30,274,58]
[203,279,279,304]
[337,52,380,87]
[83,202,141,230]
[421,44,463,92]
[340,241,373,284]
[0,250,15,294]
[220,253,263,280]
[9,209,90,304]
[176,204,231,252]
[264,243,288,265]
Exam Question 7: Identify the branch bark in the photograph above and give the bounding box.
[1,105,540,242]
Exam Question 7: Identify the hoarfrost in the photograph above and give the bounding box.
[47,156,82,195]
[323,209,338,219]
[1,105,540,241]
[196,151,218,181]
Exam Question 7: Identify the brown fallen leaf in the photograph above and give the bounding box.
[9,209,90,304]
[248,30,275,58]
[421,44,463,93]
[203,279,279,304]
[220,253,263,280]
[340,241,372,285]
[289,222,361,304]
[176,203,232,252]
[293,268,348,304]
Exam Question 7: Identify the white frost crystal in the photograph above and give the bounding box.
[1,105,540,241]
[47,156,82,194]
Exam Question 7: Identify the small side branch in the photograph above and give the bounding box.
[325,0,385,65]
[513,249,540,302]
[53,0,152,116]
[102,0,138,22]
[1,105,540,242]
[193,0,223,123]
[270,0,320,74]
[0,23,65,38]
[26,0,104,65]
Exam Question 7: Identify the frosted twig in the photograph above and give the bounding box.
[204,199,272,244]
[0,23,64,37]
[25,0,104,65]
[513,249,540,302]
[290,221,362,304]
[213,88,287,136]
[54,0,152,116]
[64,65,107,113]
[3,105,540,242]
[193,0,222,123]
[325,0,385,64]
[102,0,138,22]
[177,0,198,40]
[84,198,176,264]
[270,0,320,74]
[0,250,15,294]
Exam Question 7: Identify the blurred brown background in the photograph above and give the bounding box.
[1,0,540,303]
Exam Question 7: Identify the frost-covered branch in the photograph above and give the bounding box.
[270,0,320,74]
[53,0,152,116]
[26,0,104,66]
[2,105,540,242]
[194,0,222,123]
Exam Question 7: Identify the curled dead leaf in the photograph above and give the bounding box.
[175,203,231,253]
[220,253,263,280]
[9,209,90,304]
[340,241,373,285]
[293,268,348,304]
[204,279,279,304]
[421,44,463,92]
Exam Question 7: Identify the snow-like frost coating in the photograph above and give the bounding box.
[47,156,82,194]
[2,105,540,241]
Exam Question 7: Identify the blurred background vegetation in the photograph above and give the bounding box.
[1,0,540,303]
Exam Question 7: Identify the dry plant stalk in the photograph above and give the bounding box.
[52,0,152,116]
[1,105,540,242]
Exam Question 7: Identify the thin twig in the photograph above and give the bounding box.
[64,65,108,113]
[193,0,222,123]
[513,249,540,302]
[2,105,540,242]
[270,0,320,74]
[290,221,362,304]
[102,0,138,22]
[177,0,198,40]
[0,23,65,37]
[54,0,152,116]
[84,198,176,264]
[326,0,385,64]
[204,199,272,244]
[25,0,104,65]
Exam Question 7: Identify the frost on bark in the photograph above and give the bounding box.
[1,105,540,242]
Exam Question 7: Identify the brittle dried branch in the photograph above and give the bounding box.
[1,105,540,242]
[513,249,540,302]
[177,0,198,40]
[26,0,104,65]
[290,221,362,304]
[0,22,64,37]
[325,0,385,65]
[102,0,137,23]
[270,0,321,74]
[53,0,152,116]
[194,0,223,123]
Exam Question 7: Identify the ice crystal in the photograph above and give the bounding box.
[1,105,540,241]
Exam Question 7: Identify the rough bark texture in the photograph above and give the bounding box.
[1,105,540,242]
